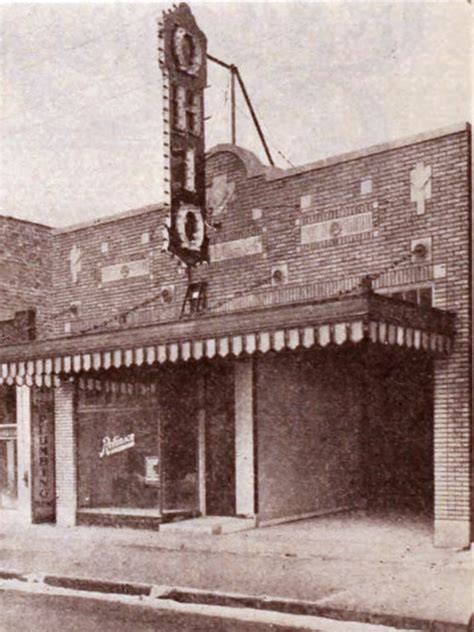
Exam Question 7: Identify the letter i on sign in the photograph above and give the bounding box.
[185,148,196,192]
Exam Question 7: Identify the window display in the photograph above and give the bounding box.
[77,388,161,511]
[76,368,200,518]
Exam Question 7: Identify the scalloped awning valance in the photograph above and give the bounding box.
[0,291,455,388]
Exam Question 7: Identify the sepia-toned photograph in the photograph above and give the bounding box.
[0,2,472,630]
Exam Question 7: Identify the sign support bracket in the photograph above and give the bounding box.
[207,54,274,166]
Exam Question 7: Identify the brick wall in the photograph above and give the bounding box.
[0,217,53,341]
[204,129,470,313]
[45,127,470,343]
[50,206,190,338]
[3,127,468,348]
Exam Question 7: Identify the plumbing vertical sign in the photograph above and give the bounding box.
[158,3,208,267]
[31,389,56,523]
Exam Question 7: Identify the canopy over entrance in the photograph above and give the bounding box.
[0,288,455,388]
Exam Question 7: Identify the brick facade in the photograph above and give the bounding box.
[43,127,469,343]
[0,218,52,519]
[50,205,187,338]
[0,216,53,339]
[0,123,471,546]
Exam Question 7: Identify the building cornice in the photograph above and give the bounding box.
[0,214,52,231]
[265,122,471,182]
[52,203,164,235]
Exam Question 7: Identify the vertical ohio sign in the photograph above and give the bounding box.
[159,3,208,267]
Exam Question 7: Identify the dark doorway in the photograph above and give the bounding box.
[205,364,235,516]
[160,366,199,515]
[363,347,434,515]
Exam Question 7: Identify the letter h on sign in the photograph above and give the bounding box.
[174,86,202,136]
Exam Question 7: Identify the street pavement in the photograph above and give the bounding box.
[0,581,419,632]
[0,509,471,630]
[1,589,309,632]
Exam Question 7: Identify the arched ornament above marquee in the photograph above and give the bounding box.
[205,145,283,225]
[206,144,281,179]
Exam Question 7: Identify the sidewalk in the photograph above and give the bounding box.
[0,509,472,630]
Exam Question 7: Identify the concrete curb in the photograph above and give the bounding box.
[0,569,470,632]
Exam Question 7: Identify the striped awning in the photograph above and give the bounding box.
[0,291,455,388]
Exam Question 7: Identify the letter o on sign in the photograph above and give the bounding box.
[176,205,205,251]
[173,27,203,76]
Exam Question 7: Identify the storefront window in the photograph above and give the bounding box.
[0,386,16,425]
[387,286,433,307]
[77,388,161,511]
[76,371,200,517]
